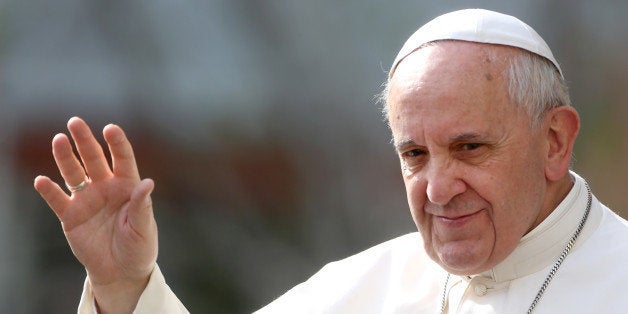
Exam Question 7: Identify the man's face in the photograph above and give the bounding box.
[387,42,551,275]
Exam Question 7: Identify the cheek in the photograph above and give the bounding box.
[493,183,544,235]
[404,179,430,227]
[485,153,547,228]
[487,212,529,263]
[483,181,545,263]
[404,178,425,213]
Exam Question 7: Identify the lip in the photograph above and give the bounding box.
[434,210,483,227]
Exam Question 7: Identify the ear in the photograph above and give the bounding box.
[544,106,580,182]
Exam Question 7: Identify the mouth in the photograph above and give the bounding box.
[434,210,483,226]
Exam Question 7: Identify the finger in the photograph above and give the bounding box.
[103,124,140,181]
[67,117,111,181]
[52,133,88,189]
[125,179,156,236]
[34,175,71,219]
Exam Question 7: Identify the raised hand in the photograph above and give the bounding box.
[34,117,158,313]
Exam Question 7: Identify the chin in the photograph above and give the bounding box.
[441,263,488,276]
[435,248,492,275]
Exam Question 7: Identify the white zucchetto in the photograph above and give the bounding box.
[389,9,563,79]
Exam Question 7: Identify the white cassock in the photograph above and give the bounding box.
[78,172,628,313]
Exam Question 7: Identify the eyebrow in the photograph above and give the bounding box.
[450,132,484,143]
[394,139,417,153]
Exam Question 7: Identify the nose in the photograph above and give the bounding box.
[425,159,467,206]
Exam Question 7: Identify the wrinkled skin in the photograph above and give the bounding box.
[387,42,578,275]
[34,117,158,313]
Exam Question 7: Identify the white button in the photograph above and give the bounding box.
[474,283,488,296]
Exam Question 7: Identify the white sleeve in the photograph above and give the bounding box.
[78,265,189,314]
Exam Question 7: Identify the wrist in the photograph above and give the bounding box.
[89,271,153,314]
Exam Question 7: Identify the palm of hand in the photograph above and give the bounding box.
[34,117,158,287]
[64,177,157,286]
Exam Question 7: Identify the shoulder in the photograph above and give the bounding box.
[306,232,431,289]
[569,199,628,270]
[256,232,444,313]
[542,202,628,312]
[325,232,425,269]
[592,200,628,243]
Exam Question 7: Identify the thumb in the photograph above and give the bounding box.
[126,178,156,236]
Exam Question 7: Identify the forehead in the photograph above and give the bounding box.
[387,42,522,145]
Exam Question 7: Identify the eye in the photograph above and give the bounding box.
[460,143,482,151]
[399,148,428,173]
[454,142,491,163]
[403,148,426,158]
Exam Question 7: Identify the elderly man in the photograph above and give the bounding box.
[35,9,628,313]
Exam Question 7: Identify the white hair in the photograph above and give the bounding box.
[508,50,571,127]
[378,46,571,128]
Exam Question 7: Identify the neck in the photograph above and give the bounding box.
[529,173,574,234]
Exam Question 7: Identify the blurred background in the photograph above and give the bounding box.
[1,0,627,313]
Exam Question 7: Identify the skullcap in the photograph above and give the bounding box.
[389,9,563,79]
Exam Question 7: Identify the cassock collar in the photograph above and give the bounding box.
[476,171,603,283]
